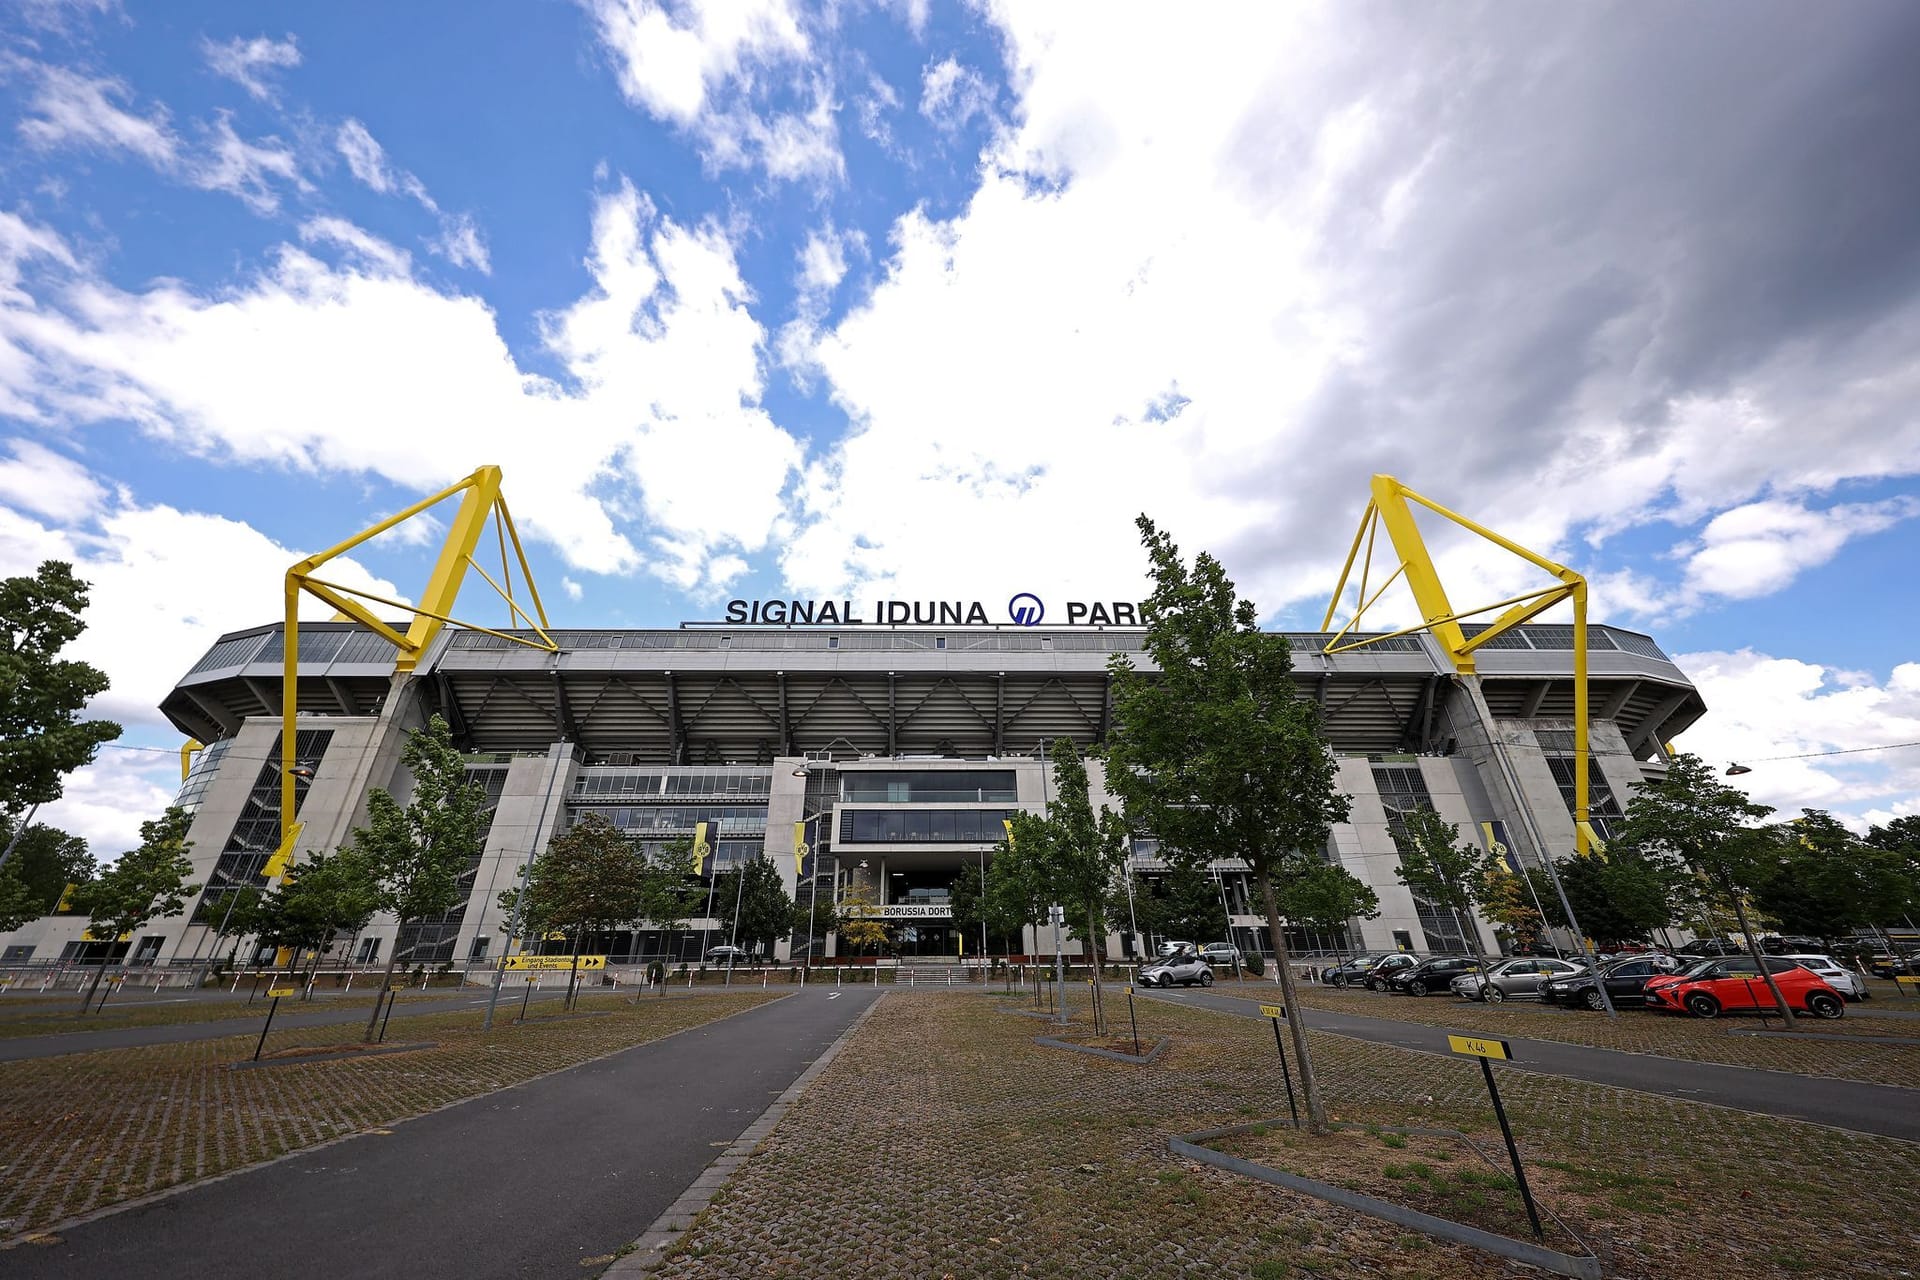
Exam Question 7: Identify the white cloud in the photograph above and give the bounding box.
[1679,498,1920,602]
[796,225,848,296]
[584,0,841,182]
[1672,649,1920,831]
[1,473,410,854]
[16,64,177,165]
[775,4,1920,624]
[431,212,492,274]
[0,439,106,521]
[919,57,993,132]
[190,113,309,213]
[201,34,302,103]
[299,216,411,276]
[0,191,799,590]
[561,576,584,601]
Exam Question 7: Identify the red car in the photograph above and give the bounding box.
[1645,955,1845,1020]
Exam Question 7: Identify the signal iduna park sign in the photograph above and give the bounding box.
[722,593,1148,627]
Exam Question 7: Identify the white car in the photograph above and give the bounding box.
[1199,943,1242,966]
[1156,940,1196,957]
[1779,954,1869,1001]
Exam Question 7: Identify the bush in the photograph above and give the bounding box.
[1245,952,1266,977]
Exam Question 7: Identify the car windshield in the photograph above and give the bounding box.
[1675,958,1723,977]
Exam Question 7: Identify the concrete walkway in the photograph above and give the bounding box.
[5,988,882,1279]
[1145,987,1920,1143]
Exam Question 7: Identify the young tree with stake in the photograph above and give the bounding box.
[1391,805,1497,966]
[69,808,196,1012]
[1105,516,1352,1130]
[351,715,489,1040]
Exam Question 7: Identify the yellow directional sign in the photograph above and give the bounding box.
[1259,1003,1288,1020]
[267,986,297,998]
[502,954,607,971]
[1123,985,1133,995]
[1447,1034,1513,1061]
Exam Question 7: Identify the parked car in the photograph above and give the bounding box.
[1452,957,1588,1003]
[1363,953,1425,991]
[1675,937,1745,957]
[1386,956,1481,996]
[1777,954,1869,1001]
[1866,949,1920,978]
[1758,935,1828,955]
[1319,953,1396,987]
[704,945,750,962]
[1138,950,1214,988]
[1156,939,1196,958]
[1539,954,1681,1010]
[1644,956,1845,1019]
[1199,943,1243,967]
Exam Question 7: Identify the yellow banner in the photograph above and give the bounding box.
[1446,1033,1512,1061]
[1259,1003,1287,1020]
[1002,818,1015,846]
[502,954,607,971]
[793,821,808,876]
[692,822,712,874]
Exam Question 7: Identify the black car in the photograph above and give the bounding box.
[1385,956,1481,997]
[1676,937,1745,957]
[1362,953,1425,991]
[1758,935,1828,955]
[1539,954,1680,1010]
[1319,953,1397,987]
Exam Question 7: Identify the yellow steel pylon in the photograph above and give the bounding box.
[274,465,558,871]
[1322,474,1602,857]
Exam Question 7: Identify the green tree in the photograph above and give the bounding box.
[710,856,793,961]
[254,847,381,984]
[1527,852,1677,947]
[951,861,1022,955]
[1104,516,1351,1129]
[836,875,888,957]
[1475,863,1544,954]
[503,813,648,1008]
[1390,806,1496,965]
[1132,863,1228,948]
[1020,739,1131,967]
[0,818,92,930]
[638,836,705,956]
[1276,857,1380,955]
[1612,751,1795,1021]
[68,808,196,1012]
[351,714,490,1037]
[0,562,121,871]
[1753,810,1914,942]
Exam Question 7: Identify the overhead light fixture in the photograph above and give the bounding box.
[1724,763,1752,776]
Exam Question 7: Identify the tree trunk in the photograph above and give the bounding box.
[564,925,584,1011]
[80,954,109,1015]
[1727,885,1796,1023]
[1257,870,1327,1132]
[364,927,406,1042]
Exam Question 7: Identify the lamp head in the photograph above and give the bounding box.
[1724,763,1753,777]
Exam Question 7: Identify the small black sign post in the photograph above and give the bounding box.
[1124,984,1141,1056]
[1448,1034,1542,1239]
[378,981,405,1042]
[253,984,296,1061]
[519,973,537,1022]
[1259,1003,1299,1128]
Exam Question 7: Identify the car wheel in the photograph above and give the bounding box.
[1582,989,1608,1012]
[1485,986,1506,1004]
[1329,974,1345,987]
[1685,992,1720,1019]
[1407,980,1427,997]
[1199,970,1214,987]
[1807,991,1844,1020]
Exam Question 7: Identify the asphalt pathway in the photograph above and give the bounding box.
[5,988,880,1279]
[1144,987,1920,1143]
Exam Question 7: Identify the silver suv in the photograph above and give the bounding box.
[1139,951,1214,988]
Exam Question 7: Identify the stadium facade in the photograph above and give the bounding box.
[0,605,1705,970]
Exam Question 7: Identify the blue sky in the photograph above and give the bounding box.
[2,1,1918,851]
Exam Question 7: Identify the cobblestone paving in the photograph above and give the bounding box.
[1223,984,1920,1087]
[649,992,1920,1280]
[0,990,460,1038]
[0,991,779,1238]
